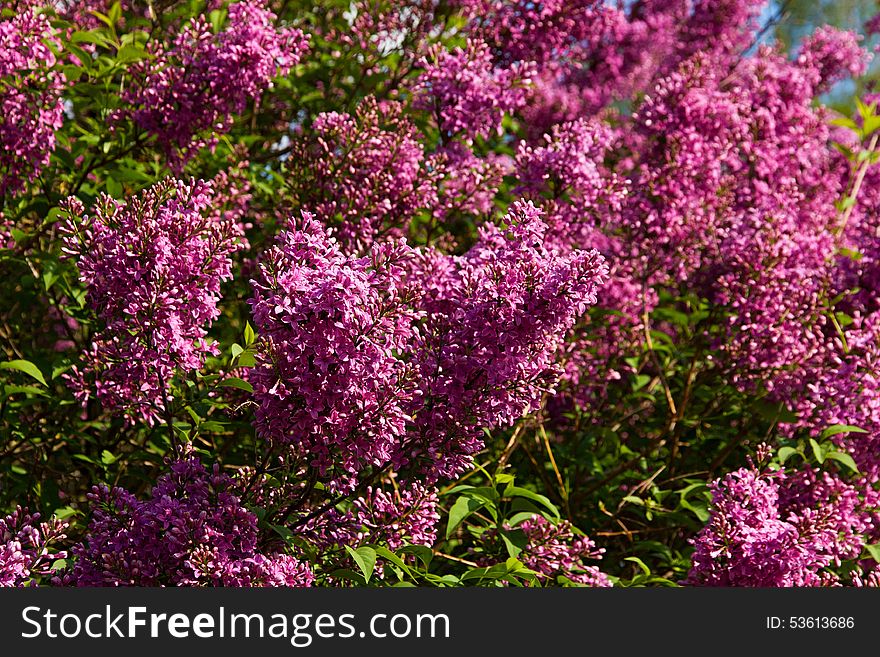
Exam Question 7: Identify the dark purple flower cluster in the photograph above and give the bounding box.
[121,1,307,169]
[250,202,607,487]
[284,98,437,254]
[517,515,611,587]
[70,456,312,586]
[61,178,245,425]
[0,507,67,588]
[0,6,64,195]
[406,200,608,480]
[249,213,421,489]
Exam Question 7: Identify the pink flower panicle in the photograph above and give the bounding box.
[285,97,437,254]
[406,200,609,480]
[797,26,870,93]
[122,1,308,169]
[249,213,421,490]
[301,482,440,554]
[250,200,607,486]
[0,507,68,588]
[0,7,65,195]
[686,465,878,587]
[414,38,533,140]
[70,457,313,587]
[61,178,245,425]
[493,515,610,587]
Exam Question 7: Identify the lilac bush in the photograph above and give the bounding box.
[4,0,880,589]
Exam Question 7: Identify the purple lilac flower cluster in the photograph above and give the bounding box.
[121,1,307,169]
[414,38,532,141]
[61,178,244,425]
[284,98,437,253]
[0,507,67,588]
[687,465,880,586]
[517,515,611,587]
[249,213,421,490]
[0,6,64,196]
[70,456,313,586]
[406,200,608,480]
[250,201,607,487]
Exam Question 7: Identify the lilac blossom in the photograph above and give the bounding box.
[0,7,65,195]
[70,457,313,587]
[249,213,421,490]
[0,507,67,588]
[405,200,608,480]
[414,38,532,140]
[284,97,438,254]
[61,178,245,425]
[121,1,307,169]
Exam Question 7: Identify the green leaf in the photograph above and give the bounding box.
[107,1,121,25]
[632,374,651,391]
[105,177,122,198]
[865,543,880,563]
[270,525,295,543]
[399,545,433,569]
[329,568,366,584]
[236,350,256,368]
[864,114,880,136]
[219,377,254,393]
[504,486,560,520]
[3,384,48,397]
[678,498,710,523]
[445,496,485,539]
[821,424,868,440]
[824,451,860,475]
[374,546,410,573]
[185,406,201,424]
[100,450,118,465]
[0,360,47,386]
[230,343,244,360]
[777,446,799,464]
[89,10,115,30]
[505,557,525,572]
[809,438,825,464]
[830,116,858,131]
[70,31,109,47]
[345,545,377,584]
[500,529,527,558]
[244,321,256,346]
[624,556,651,576]
[200,421,226,432]
[116,45,148,64]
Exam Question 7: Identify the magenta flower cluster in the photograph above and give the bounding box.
[0,507,67,588]
[285,98,437,253]
[70,456,313,586]
[407,200,608,480]
[122,1,307,169]
[61,178,244,425]
[250,202,608,488]
[687,465,879,587]
[516,515,611,587]
[249,213,421,489]
[0,6,64,195]
[414,38,532,140]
